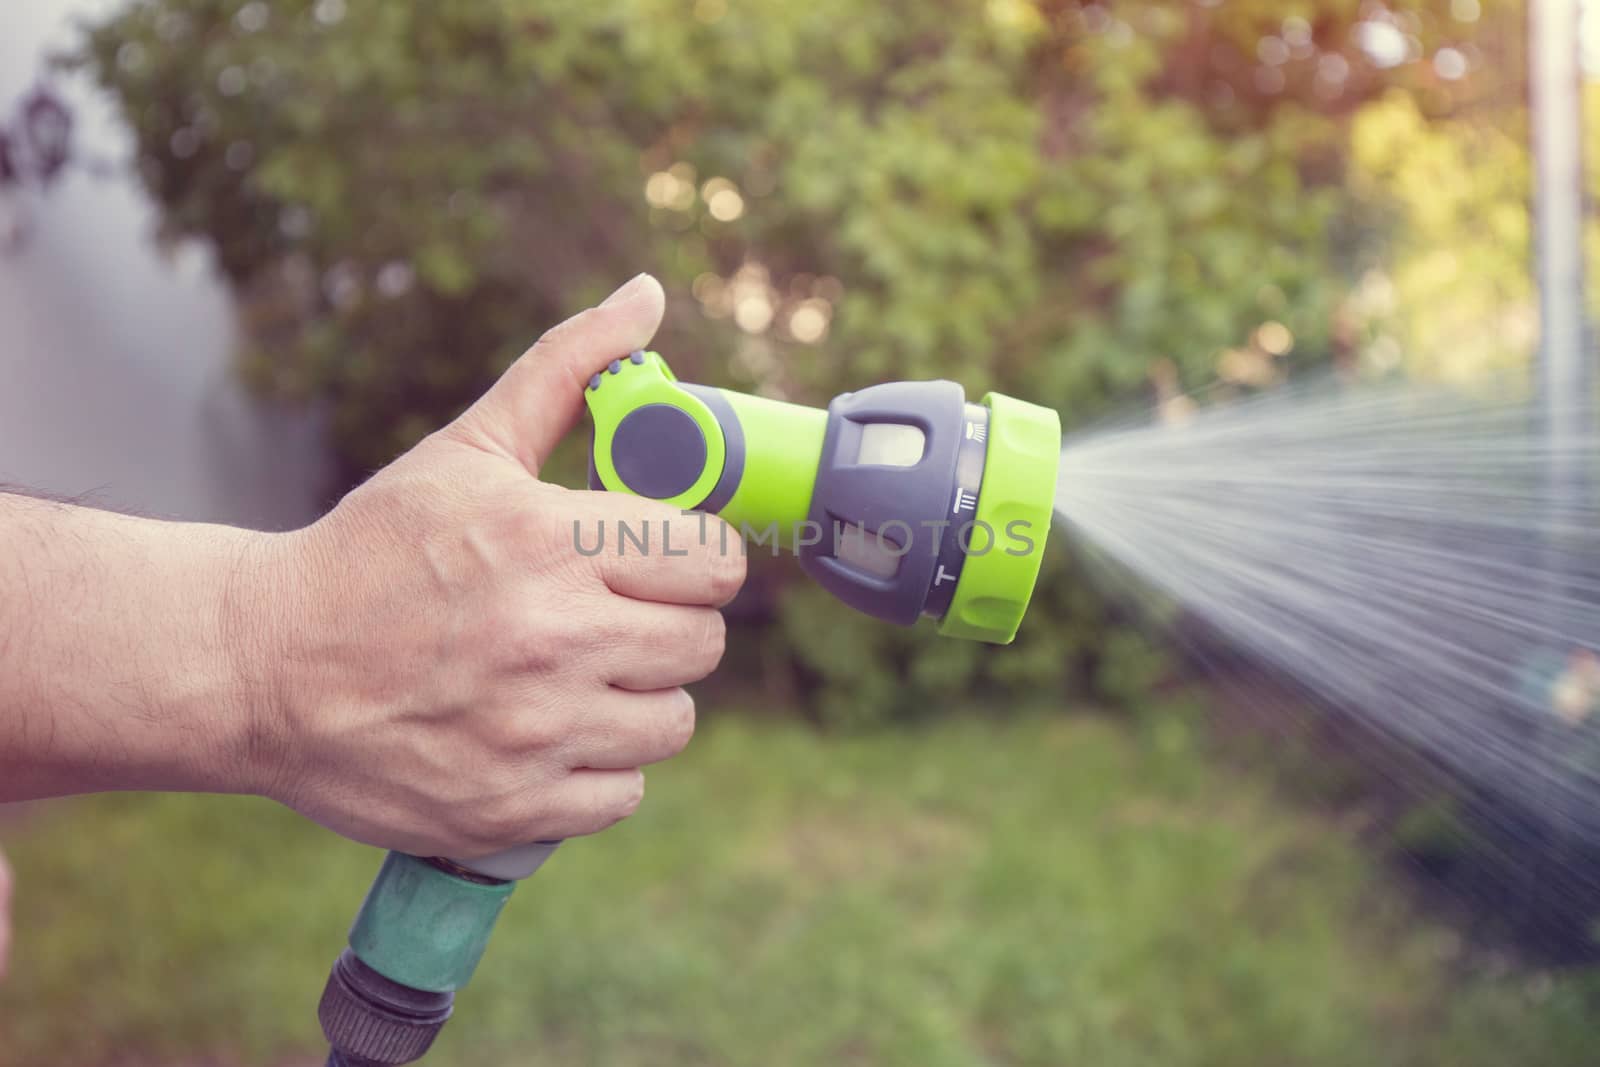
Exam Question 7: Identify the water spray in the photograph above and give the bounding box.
[1054,381,1600,850]
[318,353,1061,1064]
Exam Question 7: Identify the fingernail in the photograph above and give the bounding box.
[601,273,650,307]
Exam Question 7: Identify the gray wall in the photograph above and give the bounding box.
[0,0,328,529]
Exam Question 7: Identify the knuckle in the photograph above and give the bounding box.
[603,540,652,587]
[504,495,556,546]
[596,772,645,830]
[502,709,558,757]
[499,611,566,675]
[617,770,646,819]
[516,490,593,567]
[565,772,645,837]
[567,599,620,648]
[452,805,512,852]
[476,796,532,846]
[704,533,747,601]
[663,689,697,754]
[689,610,727,668]
[501,489,605,587]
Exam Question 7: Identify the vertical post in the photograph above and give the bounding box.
[1526,0,1588,934]
[1531,0,1589,504]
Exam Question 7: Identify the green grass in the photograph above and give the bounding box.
[2,712,1594,1066]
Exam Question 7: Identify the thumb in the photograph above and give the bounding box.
[450,273,666,474]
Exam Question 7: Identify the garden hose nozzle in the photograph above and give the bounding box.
[320,353,1060,1066]
[585,350,1061,643]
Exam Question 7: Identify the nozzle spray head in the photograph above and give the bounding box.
[585,352,1060,643]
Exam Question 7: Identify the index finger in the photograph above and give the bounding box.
[572,495,747,606]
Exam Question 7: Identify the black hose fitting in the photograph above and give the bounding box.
[319,947,454,1066]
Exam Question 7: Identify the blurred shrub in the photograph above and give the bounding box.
[77,0,1487,723]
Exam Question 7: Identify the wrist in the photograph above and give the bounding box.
[0,498,299,802]
[216,527,298,802]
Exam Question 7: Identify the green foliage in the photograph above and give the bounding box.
[4,715,1594,1066]
[1347,76,1600,384]
[76,0,1494,722]
[1348,89,1536,381]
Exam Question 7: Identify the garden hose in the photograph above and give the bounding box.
[318,353,1061,1064]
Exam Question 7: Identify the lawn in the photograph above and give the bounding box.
[1,712,1594,1066]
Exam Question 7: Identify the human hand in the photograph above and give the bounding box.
[237,274,745,858]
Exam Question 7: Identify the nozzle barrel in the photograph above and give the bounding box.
[688,386,826,549]
[586,352,1060,643]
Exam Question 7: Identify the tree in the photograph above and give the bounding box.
[76,0,1498,721]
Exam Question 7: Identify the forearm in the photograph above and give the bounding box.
[0,493,275,800]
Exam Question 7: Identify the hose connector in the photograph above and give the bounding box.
[319,948,453,1066]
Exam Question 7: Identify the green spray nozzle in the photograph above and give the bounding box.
[585,351,1061,644]
[320,352,1061,1067]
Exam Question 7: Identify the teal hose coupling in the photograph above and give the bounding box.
[319,846,556,1065]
